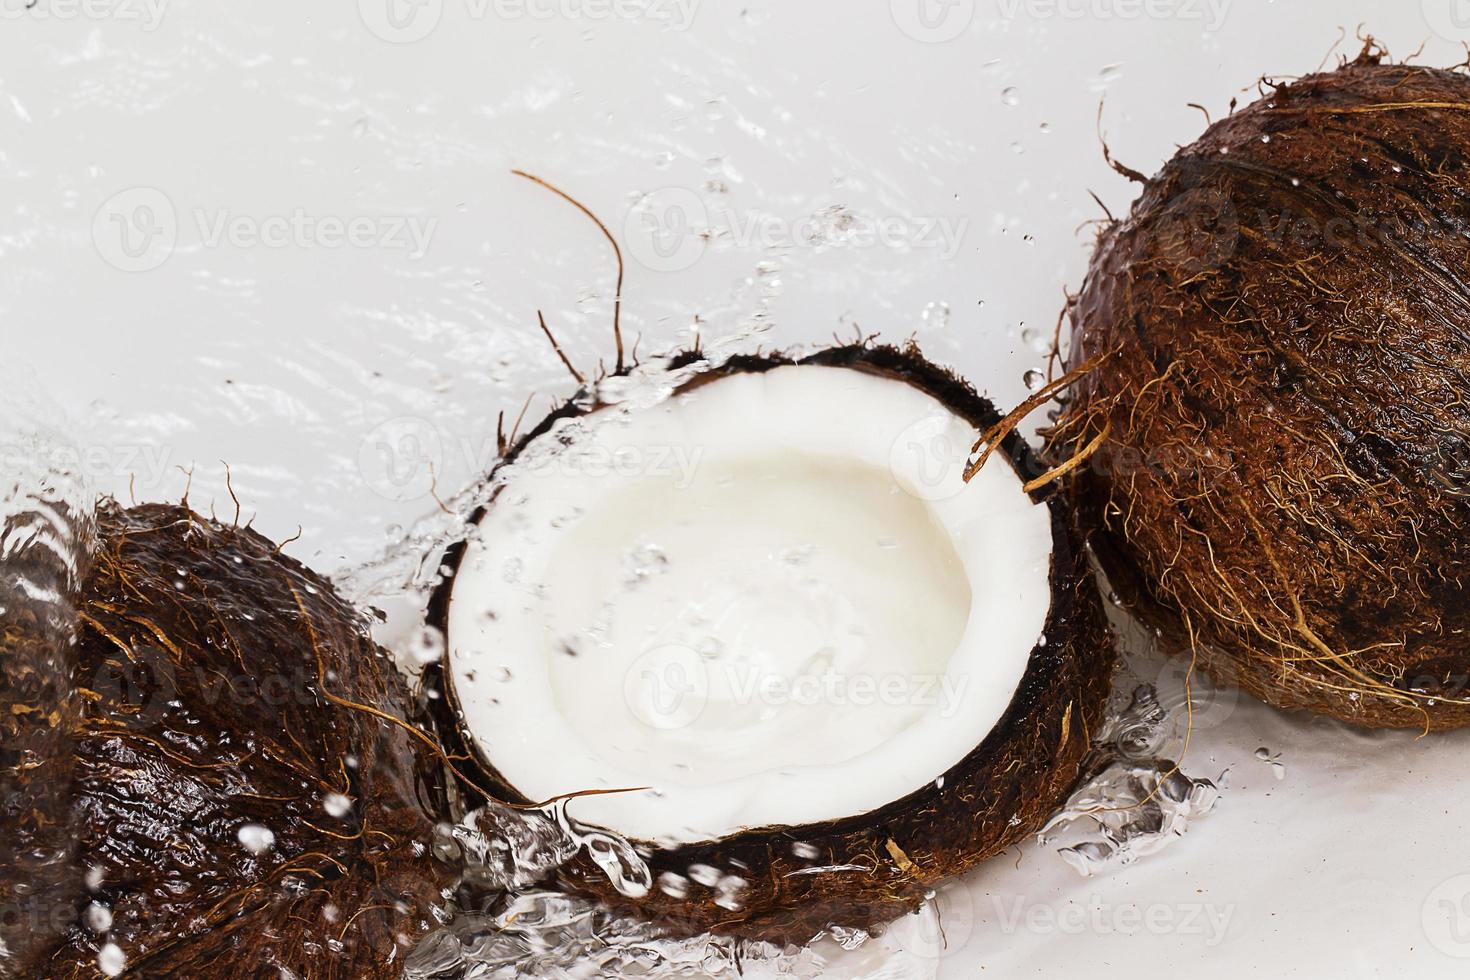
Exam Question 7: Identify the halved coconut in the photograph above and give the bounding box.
[430,344,1114,942]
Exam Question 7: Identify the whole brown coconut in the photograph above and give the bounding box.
[429,343,1117,944]
[1057,48,1470,731]
[41,502,453,978]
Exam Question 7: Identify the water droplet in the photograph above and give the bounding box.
[1000,86,1020,107]
[714,875,748,911]
[405,626,445,667]
[791,841,820,860]
[85,902,113,933]
[687,863,721,887]
[1021,327,1050,354]
[779,544,815,565]
[623,543,670,587]
[1255,747,1286,780]
[237,824,276,855]
[98,944,126,976]
[1023,369,1046,392]
[921,301,950,329]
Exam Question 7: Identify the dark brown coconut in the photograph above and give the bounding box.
[427,343,1116,944]
[0,504,87,977]
[41,502,453,978]
[1056,49,1470,731]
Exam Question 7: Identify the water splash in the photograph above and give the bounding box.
[404,797,950,980]
[0,387,96,978]
[1039,685,1220,876]
[1254,747,1286,781]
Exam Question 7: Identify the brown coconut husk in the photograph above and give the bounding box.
[426,342,1118,944]
[0,503,89,977]
[1054,45,1470,732]
[40,502,453,978]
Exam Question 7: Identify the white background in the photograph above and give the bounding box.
[3,1,1470,976]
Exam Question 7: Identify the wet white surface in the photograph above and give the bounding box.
[4,1,1470,976]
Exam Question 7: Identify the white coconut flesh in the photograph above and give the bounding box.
[446,363,1054,845]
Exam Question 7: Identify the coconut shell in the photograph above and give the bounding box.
[0,506,87,977]
[40,502,452,978]
[1059,51,1470,731]
[428,343,1116,944]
